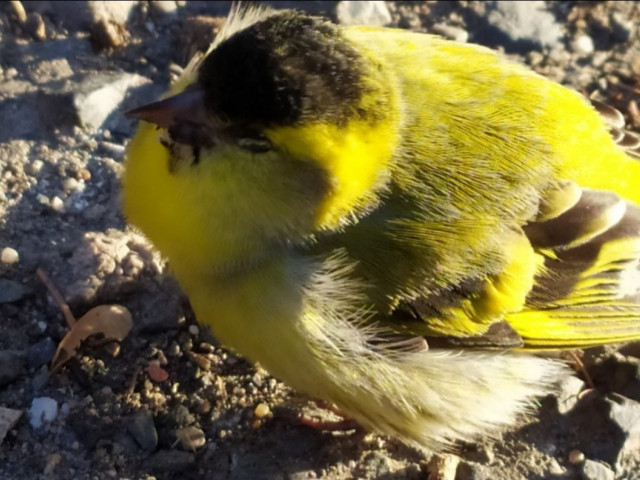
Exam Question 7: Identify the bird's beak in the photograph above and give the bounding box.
[125,86,207,129]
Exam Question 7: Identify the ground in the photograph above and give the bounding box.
[1,2,640,479]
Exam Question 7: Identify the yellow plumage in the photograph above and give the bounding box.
[123,6,640,450]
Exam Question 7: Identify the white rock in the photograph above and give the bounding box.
[150,1,178,15]
[337,1,391,26]
[572,34,594,55]
[1,247,19,264]
[28,397,59,429]
[50,196,64,212]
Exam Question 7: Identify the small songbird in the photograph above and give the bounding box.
[123,6,640,450]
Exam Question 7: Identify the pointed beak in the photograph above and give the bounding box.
[125,86,207,129]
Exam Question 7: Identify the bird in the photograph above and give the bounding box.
[122,5,640,451]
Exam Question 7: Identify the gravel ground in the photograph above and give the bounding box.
[1,1,640,479]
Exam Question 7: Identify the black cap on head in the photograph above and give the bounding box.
[197,11,368,127]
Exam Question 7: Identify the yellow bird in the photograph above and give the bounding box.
[123,6,640,450]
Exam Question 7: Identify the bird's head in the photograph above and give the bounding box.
[123,8,400,271]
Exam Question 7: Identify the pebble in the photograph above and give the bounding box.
[253,403,270,419]
[569,449,585,464]
[27,337,57,369]
[37,193,50,206]
[431,23,469,43]
[0,407,23,444]
[5,67,18,80]
[455,460,492,480]
[147,361,169,383]
[556,375,585,414]
[484,1,563,52]
[25,12,46,41]
[99,141,125,158]
[581,459,615,480]
[175,426,206,451]
[27,159,44,175]
[336,1,392,27]
[426,454,459,480]
[28,397,59,429]
[50,196,64,212]
[43,453,61,475]
[150,1,179,16]
[126,411,158,452]
[62,178,82,193]
[605,394,640,456]
[1,247,19,264]
[188,324,199,336]
[572,34,594,55]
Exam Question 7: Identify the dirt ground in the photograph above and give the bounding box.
[2,1,640,479]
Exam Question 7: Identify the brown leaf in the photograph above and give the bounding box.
[51,305,132,372]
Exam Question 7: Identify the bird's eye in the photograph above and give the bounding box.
[237,136,273,153]
[168,122,214,149]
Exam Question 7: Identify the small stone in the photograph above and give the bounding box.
[188,325,199,336]
[27,159,44,175]
[581,459,614,480]
[27,337,57,369]
[175,426,206,451]
[150,1,178,15]
[336,1,392,27]
[547,458,565,475]
[253,403,271,419]
[126,411,158,452]
[37,194,50,206]
[25,12,46,41]
[43,453,61,475]
[426,453,458,480]
[557,375,585,414]
[28,397,59,429]
[483,1,563,52]
[147,360,169,383]
[431,24,469,43]
[605,395,640,455]
[0,407,23,444]
[91,18,129,50]
[99,141,126,158]
[569,449,585,464]
[1,247,19,264]
[572,34,594,55]
[171,404,195,427]
[62,178,82,193]
[186,351,211,371]
[73,73,149,129]
[455,460,492,480]
[5,67,18,80]
[50,196,64,212]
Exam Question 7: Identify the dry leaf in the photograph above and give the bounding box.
[51,304,132,372]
